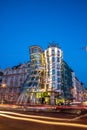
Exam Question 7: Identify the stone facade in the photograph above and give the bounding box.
[1,63,28,103]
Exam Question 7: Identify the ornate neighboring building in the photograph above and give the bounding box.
[2,63,28,103]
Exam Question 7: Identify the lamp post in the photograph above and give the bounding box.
[1,83,7,104]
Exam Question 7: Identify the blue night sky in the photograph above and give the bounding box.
[0,0,87,87]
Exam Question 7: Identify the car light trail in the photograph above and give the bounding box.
[0,113,87,129]
[56,106,87,110]
[0,111,71,121]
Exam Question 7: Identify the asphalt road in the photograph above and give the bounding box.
[0,111,87,130]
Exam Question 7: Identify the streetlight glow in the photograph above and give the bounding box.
[1,83,7,104]
[1,83,6,88]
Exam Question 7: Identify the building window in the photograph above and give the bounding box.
[6,71,9,75]
[57,84,61,89]
[48,68,50,73]
[57,78,61,83]
[48,65,50,70]
[47,57,49,62]
[57,57,60,62]
[10,80,13,87]
[48,71,50,77]
[52,49,55,55]
[52,76,55,81]
[52,69,55,75]
[46,51,49,56]
[52,57,55,62]
[15,79,18,86]
[57,71,61,76]
[57,50,60,56]
[57,64,61,69]
[52,83,55,88]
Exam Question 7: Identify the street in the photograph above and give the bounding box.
[0,110,87,130]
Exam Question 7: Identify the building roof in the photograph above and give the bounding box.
[48,42,59,48]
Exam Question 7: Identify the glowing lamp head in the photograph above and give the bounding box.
[1,83,6,88]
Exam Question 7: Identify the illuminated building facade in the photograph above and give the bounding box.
[17,43,64,105]
[1,43,86,104]
[44,43,63,92]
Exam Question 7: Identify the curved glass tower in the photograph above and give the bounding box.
[17,46,46,104]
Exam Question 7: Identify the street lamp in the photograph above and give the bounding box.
[1,83,7,104]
